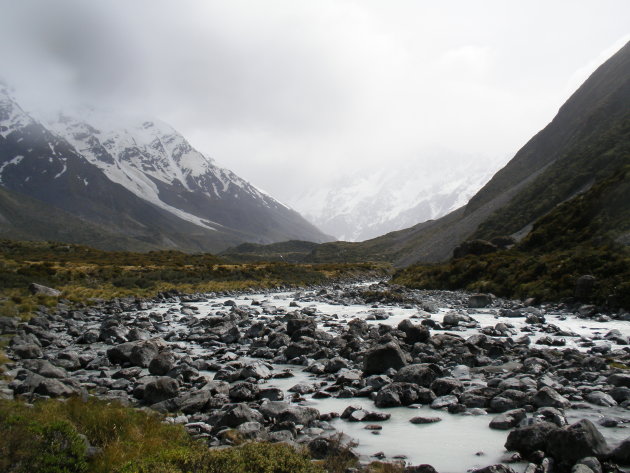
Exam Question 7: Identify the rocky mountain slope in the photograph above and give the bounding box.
[0,86,330,252]
[305,40,630,266]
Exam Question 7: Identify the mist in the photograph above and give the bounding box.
[1,0,628,205]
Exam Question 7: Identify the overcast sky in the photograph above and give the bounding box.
[1,0,629,204]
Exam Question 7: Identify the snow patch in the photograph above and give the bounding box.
[0,155,24,183]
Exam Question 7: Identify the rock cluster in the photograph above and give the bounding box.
[2,281,629,472]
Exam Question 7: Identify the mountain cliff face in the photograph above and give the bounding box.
[305,40,630,266]
[0,87,331,251]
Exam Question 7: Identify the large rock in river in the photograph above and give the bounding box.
[546,420,609,468]
[363,342,407,375]
[394,364,439,388]
[505,422,560,456]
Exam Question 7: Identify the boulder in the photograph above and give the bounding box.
[15,372,79,397]
[214,403,263,429]
[398,320,430,344]
[468,294,494,308]
[0,316,18,334]
[611,438,630,465]
[574,275,596,300]
[28,283,61,297]
[505,422,560,456]
[608,373,630,388]
[21,359,68,379]
[149,351,176,376]
[394,364,438,387]
[130,342,160,368]
[259,401,319,425]
[489,409,527,430]
[144,377,179,404]
[229,382,260,402]
[533,387,571,409]
[12,344,43,359]
[585,391,616,407]
[430,377,463,396]
[363,343,407,375]
[471,466,516,473]
[285,339,319,359]
[240,361,272,380]
[286,317,316,336]
[573,457,602,473]
[375,382,435,408]
[546,420,609,468]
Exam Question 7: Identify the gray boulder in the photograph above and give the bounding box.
[471,466,516,473]
[144,377,179,404]
[393,363,438,387]
[611,438,630,465]
[28,283,61,297]
[585,391,617,407]
[214,403,263,429]
[21,359,68,379]
[533,387,571,409]
[546,420,609,468]
[489,408,527,430]
[15,372,79,397]
[608,373,630,388]
[363,342,407,375]
[375,382,435,408]
[505,421,560,456]
[12,344,43,359]
[149,351,176,376]
[468,294,494,308]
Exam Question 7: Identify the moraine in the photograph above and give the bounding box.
[3,281,630,473]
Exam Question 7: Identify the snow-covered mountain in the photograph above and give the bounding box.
[0,85,331,252]
[292,155,506,242]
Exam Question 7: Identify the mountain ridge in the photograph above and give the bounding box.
[299,40,630,267]
[0,86,331,252]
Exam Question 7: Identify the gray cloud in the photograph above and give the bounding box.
[1,0,629,203]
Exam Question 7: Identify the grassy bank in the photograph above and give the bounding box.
[0,397,404,473]
[394,243,630,307]
[0,239,392,321]
[0,397,323,473]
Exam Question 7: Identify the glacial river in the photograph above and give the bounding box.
[142,284,630,472]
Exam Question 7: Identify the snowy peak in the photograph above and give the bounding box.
[0,87,330,251]
[0,85,37,139]
[293,156,505,242]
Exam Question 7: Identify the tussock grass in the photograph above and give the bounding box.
[0,398,325,473]
[0,239,390,320]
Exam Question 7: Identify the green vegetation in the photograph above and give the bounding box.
[0,397,406,473]
[474,115,630,240]
[0,398,324,473]
[220,240,320,263]
[394,165,630,308]
[0,239,391,320]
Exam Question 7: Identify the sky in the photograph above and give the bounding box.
[1,0,629,205]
